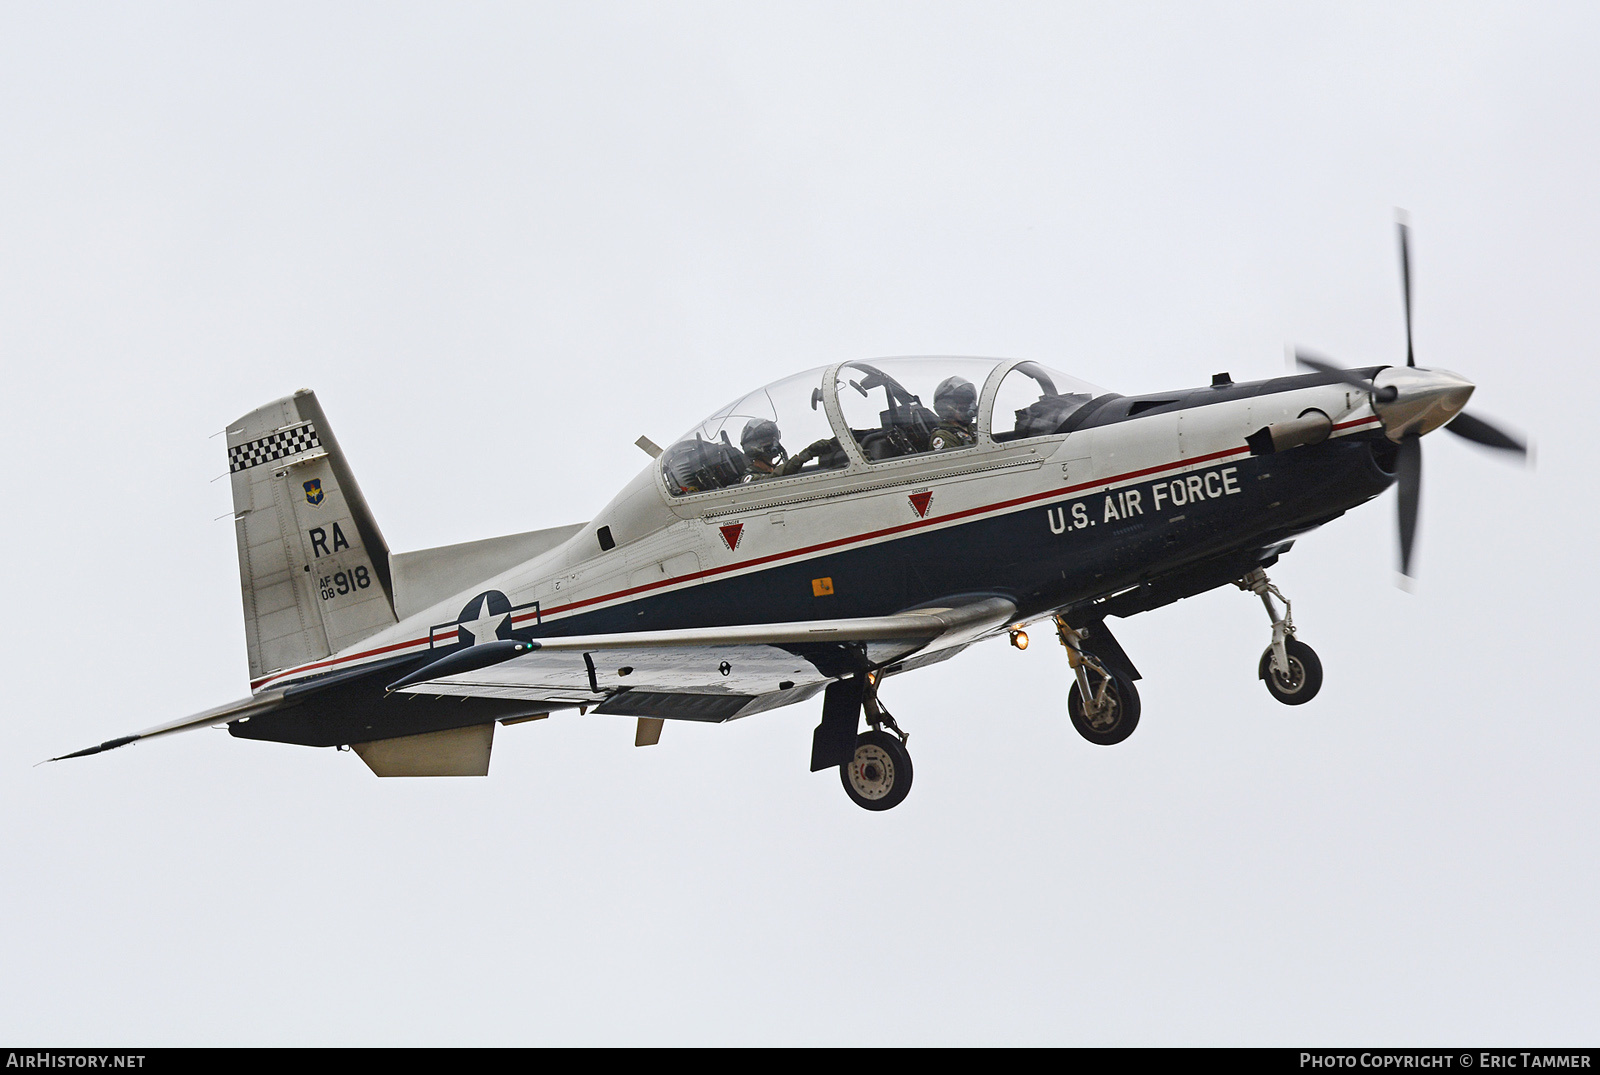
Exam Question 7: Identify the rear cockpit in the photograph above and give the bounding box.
[833,358,992,461]
[660,357,1107,498]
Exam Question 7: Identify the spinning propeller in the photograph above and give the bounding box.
[1293,219,1529,581]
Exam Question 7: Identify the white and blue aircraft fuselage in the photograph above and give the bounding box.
[57,340,1520,811]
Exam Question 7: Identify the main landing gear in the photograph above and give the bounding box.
[812,672,914,811]
[1055,616,1142,745]
[1238,568,1323,705]
[841,677,913,811]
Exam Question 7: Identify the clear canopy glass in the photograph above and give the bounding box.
[834,357,995,462]
[990,361,1103,442]
[659,358,1109,496]
[659,366,845,496]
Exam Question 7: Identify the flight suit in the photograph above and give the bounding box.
[927,423,976,452]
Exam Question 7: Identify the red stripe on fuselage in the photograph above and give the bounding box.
[250,420,1382,691]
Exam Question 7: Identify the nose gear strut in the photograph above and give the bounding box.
[1239,568,1294,678]
[1237,568,1324,705]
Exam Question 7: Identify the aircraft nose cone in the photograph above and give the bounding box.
[1372,366,1476,441]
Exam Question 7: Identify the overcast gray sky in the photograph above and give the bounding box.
[3,2,1596,1045]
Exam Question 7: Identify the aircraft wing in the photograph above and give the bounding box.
[47,598,1020,758]
[391,596,1019,720]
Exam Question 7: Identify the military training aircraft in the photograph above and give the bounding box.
[52,223,1527,809]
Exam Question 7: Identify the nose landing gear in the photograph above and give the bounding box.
[1238,568,1323,705]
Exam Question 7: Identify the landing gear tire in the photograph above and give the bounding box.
[840,730,913,811]
[1068,670,1141,746]
[1259,638,1323,705]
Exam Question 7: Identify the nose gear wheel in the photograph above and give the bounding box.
[1258,638,1323,705]
[1239,568,1324,705]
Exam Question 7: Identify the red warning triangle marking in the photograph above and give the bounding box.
[908,490,933,518]
[719,523,744,551]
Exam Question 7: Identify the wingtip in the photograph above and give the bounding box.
[43,735,141,764]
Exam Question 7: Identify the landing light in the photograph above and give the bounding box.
[1010,630,1029,650]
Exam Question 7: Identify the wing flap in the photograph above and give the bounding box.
[398,643,837,700]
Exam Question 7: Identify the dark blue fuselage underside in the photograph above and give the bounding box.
[233,433,1396,747]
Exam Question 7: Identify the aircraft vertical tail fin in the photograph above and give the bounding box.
[227,390,398,687]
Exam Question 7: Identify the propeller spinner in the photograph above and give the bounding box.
[1294,219,1528,580]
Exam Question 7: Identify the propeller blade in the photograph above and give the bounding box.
[1396,434,1422,579]
[1294,349,1397,402]
[1397,218,1415,367]
[1444,411,1529,459]
[1295,349,1368,387]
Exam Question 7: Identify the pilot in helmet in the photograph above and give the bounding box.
[929,376,978,451]
[741,418,788,478]
[741,417,838,479]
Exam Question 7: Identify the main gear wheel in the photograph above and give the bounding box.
[840,729,913,811]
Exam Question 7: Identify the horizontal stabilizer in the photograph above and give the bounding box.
[390,524,586,621]
[46,690,289,763]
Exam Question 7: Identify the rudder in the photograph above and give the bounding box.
[227,390,398,687]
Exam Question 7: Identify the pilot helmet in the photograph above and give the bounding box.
[740,418,785,465]
[934,376,978,424]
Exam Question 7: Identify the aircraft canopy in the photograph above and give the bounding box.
[660,357,1105,497]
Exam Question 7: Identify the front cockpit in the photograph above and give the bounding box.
[659,357,1107,498]
[658,366,850,496]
